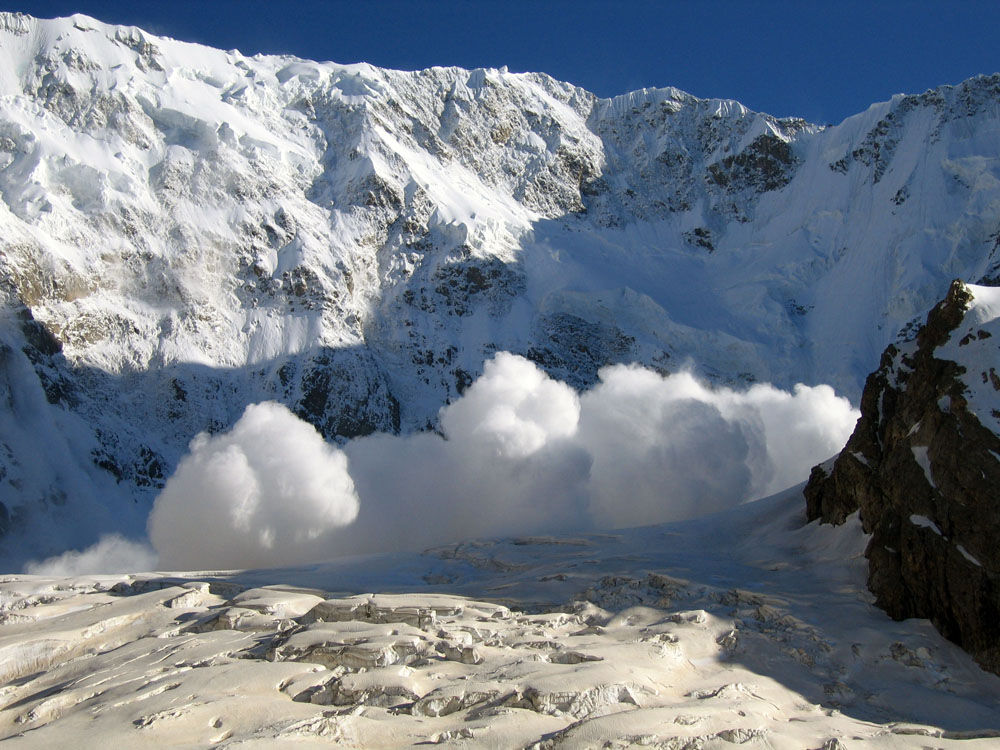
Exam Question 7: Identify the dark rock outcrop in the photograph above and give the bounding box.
[805,280,1000,674]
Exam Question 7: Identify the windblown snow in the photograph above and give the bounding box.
[147,401,359,570]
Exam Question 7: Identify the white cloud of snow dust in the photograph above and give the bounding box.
[148,401,359,570]
[340,353,591,555]
[146,353,859,570]
[576,367,859,528]
[25,534,157,576]
[438,352,581,458]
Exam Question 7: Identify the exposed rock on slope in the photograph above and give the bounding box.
[805,280,1000,673]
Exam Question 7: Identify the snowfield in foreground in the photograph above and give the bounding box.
[2,489,998,748]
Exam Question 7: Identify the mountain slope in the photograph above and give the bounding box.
[1,12,1000,565]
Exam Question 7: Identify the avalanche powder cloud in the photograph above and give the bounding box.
[340,353,592,555]
[577,367,859,528]
[148,401,359,569]
[25,534,158,577]
[146,353,858,570]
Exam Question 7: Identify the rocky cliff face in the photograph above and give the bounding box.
[2,12,1000,565]
[805,280,1000,673]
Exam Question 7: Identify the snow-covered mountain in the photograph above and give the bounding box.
[1,12,1000,566]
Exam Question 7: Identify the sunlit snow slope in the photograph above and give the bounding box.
[1,12,999,565]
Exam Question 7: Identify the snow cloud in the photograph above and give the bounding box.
[577,367,859,528]
[340,353,591,555]
[148,401,359,570]
[439,352,581,458]
[145,354,858,570]
[25,535,157,576]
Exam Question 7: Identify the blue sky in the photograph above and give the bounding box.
[6,0,999,125]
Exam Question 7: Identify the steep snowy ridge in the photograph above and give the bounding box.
[0,12,999,564]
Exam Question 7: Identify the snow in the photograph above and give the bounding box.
[909,514,943,536]
[0,12,997,568]
[148,402,359,570]
[964,284,1000,322]
[0,22,996,741]
[935,283,1000,434]
[957,544,984,567]
[112,355,856,571]
[911,446,937,489]
[2,490,999,747]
